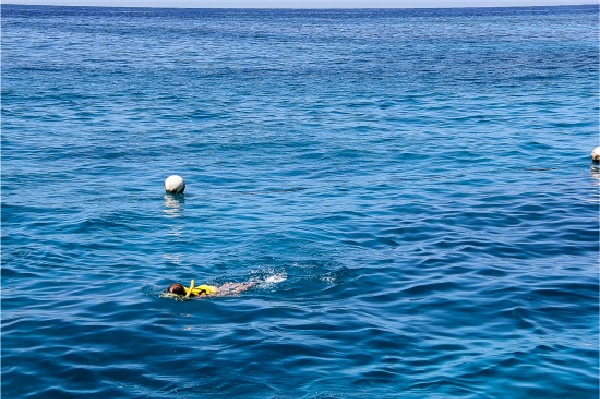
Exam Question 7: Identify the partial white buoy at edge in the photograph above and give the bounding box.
[165,175,185,194]
[591,148,600,162]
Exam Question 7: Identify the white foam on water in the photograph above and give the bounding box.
[264,273,287,284]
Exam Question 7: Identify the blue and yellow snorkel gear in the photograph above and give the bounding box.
[183,280,219,297]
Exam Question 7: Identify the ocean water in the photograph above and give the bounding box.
[2,4,599,398]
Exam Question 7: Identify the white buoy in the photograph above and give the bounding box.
[165,175,185,194]
[592,147,600,162]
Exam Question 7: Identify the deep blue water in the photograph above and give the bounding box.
[2,4,599,398]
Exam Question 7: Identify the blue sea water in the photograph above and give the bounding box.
[2,4,599,398]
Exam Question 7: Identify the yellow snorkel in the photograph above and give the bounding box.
[185,280,195,298]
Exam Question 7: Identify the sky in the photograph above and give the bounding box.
[2,0,596,8]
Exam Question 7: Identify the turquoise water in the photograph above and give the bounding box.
[2,4,599,398]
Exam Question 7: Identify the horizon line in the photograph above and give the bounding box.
[1,2,598,9]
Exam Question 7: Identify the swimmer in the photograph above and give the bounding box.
[165,279,256,298]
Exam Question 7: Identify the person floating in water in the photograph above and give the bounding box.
[165,279,256,298]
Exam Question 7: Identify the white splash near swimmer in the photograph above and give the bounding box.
[250,270,288,289]
[263,273,288,284]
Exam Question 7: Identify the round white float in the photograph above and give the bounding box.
[591,147,600,162]
[165,175,185,193]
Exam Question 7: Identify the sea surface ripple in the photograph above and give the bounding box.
[2,5,599,398]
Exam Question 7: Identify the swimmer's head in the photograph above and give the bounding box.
[166,283,186,296]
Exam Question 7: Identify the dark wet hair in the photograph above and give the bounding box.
[166,283,186,296]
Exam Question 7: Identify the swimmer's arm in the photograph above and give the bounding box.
[231,282,256,294]
[217,282,257,296]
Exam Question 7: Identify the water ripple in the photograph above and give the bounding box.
[2,4,599,399]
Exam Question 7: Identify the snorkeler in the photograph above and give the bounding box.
[165,280,256,298]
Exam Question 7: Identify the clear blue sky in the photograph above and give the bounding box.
[3,0,597,8]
